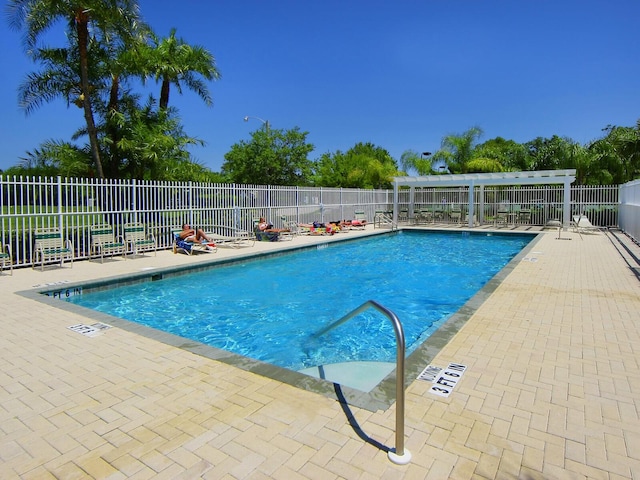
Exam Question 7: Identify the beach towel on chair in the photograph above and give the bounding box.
[256,231,279,242]
[175,237,194,253]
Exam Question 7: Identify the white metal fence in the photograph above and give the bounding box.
[0,175,620,269]
[0,176,393,268]
[619,179,640,243]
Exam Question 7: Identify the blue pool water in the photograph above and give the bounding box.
[66,231,532,371]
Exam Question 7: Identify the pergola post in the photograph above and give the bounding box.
[468,181,475,227]
[563,178,572,228]
[392,180,399,224]
[479,185,485,224]
[408,187,415,222]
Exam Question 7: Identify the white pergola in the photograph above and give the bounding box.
[392,169,577,227]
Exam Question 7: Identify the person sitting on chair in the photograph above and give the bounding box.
[258,217,289,232]
[179,223,212,243]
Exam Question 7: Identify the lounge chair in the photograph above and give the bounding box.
[343,219,366,230]
[1,242,12,275]
[254,226,280,242]
[297,222,338,235]
[124,223,157,256]
[278,216,296,240]
[354,210,368,224]
[572,215,602,234]
[172,229,217,255]
[285,221,303,236]
[90,224,126,263]
[208,225,255,247]
[33,228,74,270]
[254,217,295,241]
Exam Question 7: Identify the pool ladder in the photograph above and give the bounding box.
[314,299,411,464]
[374,213,399,230]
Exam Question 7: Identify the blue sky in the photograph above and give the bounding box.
[1,0,639,173]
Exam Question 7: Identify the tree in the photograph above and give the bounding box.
[313,142,401,188]
[7,0,144,179]
[474,137,530,171]
[432,126,484,174]
[222,127,314,185]
[466,157,504,173]
[524,135,577,171]
[589,121,640,183]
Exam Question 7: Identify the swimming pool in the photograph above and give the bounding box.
[63,230,533,378]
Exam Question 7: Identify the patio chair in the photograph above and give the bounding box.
[518,207,531,225]
[495,206,509,227]
[33,228,74,270]
[450,204,462,223]
[172,229,217,255]
[90,224,126,263]
[1,242,12,275]
[124,223,157,256]
[415,208,433,224]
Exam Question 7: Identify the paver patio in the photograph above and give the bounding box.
[1,226,639,479]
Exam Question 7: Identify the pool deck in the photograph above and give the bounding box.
[1,225,639,479]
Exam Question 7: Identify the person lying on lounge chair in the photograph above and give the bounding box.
[298,221,338,235]
[341,219,367,228]
[179,223,213,243]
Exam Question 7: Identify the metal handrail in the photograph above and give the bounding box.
[314,299,411,464]
[374,213,398,230]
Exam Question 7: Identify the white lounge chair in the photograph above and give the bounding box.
[354,210,368,223]
[572,215,602,234]
[209,225,255,248]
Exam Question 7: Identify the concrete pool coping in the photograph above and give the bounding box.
[3,223,640,479]
[18,228,542,412]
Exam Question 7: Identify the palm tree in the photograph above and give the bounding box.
[399,150,434,175]
[602,121,640,182]
[18,46,83,113]
[7,0,143,179]
[433,126,484,174]
[140,28,221,110]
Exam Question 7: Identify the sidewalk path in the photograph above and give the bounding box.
[1,228,639,479]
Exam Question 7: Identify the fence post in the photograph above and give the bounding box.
[57,176,63,231]
[188,181,194,227]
